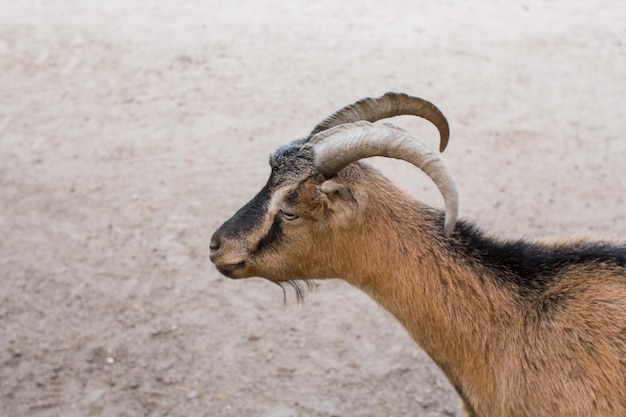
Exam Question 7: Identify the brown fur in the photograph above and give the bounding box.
[211,162,626,417]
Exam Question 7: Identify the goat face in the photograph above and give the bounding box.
[210,139,367,281]
[210,93,458,281]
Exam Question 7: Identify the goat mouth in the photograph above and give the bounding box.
[216,262,246,278]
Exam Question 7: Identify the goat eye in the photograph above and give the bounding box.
[280,210,299,221]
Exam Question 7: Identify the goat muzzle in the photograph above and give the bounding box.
[209,231,248,278]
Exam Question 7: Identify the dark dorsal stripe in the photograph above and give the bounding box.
[451,220,626,294]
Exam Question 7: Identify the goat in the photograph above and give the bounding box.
[209,92,626,417]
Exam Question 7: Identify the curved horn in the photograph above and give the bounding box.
[309,121,458,236]
[308,92,450,152]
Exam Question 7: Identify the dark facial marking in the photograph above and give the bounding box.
[218,182,272,240]
[255,215,283,253]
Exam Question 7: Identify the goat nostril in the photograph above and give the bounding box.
[209,235,222,262]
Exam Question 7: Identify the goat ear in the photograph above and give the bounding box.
[318,180,361,226]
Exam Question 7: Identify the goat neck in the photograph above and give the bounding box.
[337,167,518,416]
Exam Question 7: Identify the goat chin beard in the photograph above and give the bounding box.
[271,280,317,305]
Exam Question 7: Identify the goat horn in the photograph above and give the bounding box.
[310,121,458,236]
[308,92,450,152]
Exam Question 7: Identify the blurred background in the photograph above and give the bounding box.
[1,1,625,416]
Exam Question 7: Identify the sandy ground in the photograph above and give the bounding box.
[1,1,625,416]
